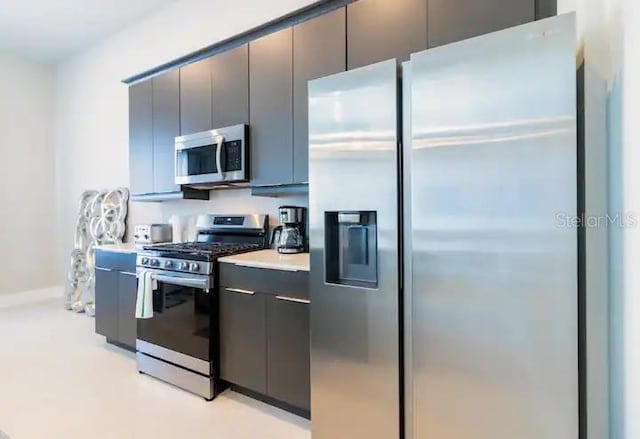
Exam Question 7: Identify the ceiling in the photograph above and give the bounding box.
[0,0,177,63]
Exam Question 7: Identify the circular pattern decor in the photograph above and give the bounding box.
[65,188,129,314]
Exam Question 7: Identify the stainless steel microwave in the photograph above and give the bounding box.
[174,124,248,187]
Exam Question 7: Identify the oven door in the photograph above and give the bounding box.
[175,125,247,186]
[136,269,214,364]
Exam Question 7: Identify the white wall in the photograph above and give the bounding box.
[559,0,638,437]
[557,2,616,438]
[0,52,55,294]
[53,0,316,280]
[619,1,640,438]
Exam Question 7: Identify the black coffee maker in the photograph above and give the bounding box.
[270,206,306,254]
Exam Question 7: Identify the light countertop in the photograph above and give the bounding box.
[93,243,139,254]
[218,249,310,272]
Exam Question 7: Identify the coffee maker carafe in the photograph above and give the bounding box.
[271,206,306,254]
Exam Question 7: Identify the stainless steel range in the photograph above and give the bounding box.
[135,214,268,400]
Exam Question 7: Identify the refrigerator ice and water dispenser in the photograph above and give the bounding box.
[324,211,378,289]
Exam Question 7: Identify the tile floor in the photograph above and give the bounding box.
[0,296,311,438]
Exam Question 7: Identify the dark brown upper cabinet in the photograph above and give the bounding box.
[293,7,346,184]
[129,81,154,195]
[180,58,213,135]
[249,28,293,187]
[180,44,249,135]
[211,44,249,128]
[428,0,535,48]
[152,69,180,194]
[535,0,557,19]
[347,0,427,69]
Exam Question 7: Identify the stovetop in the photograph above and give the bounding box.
[137,242,263,275]
[136,214,269,274]
[142,241,262,261]
[148,242,260,258]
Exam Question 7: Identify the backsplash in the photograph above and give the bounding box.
[126,187,308,242]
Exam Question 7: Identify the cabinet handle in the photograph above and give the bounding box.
[121,271,137,276]
[226,287,255,295]
[275,296,310,304]
[95,267,113,272]
[234,262,299,272]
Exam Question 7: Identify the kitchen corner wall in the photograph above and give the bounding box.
[53,0,316,281]
[0,52,56,294]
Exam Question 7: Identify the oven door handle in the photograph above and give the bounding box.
[140,272,211,293]
[216,135,225,180]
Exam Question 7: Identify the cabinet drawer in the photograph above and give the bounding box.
[95,250,136,272]
[219,263,309,300]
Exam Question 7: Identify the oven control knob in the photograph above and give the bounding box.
[150,259,159,267]
[189,263,200,272]
[141,257,149,265]
[179,262,189,271]
[164,260,173,268]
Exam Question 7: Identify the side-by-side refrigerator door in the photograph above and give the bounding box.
[406,13,578,439]
[308,59,400,439]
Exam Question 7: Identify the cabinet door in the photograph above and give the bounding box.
[535,0,557,19]
[211,44,249,128]
[347,0,427,69]
[117,272,138,349]
[129,81,154,195]
[152,69,180,193]
[293,8,346,184]
[219,288,267,393]
[267,296,310,410]
[249,28,293,186]
[95,268,119,340]
[180,58,213,135]
[428,0,535,48]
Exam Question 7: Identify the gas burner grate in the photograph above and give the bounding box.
[143,241,262,258]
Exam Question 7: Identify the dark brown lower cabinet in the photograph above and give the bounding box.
[95,267,119,341]
[266,296,310,411]
[219,288,268,394]
[117,272,138,349]
[219,264,310,414]
[94,250,137,351]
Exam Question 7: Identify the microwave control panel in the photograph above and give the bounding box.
[223,140,242,172]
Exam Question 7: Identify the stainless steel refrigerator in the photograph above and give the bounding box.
[309,13,579,439]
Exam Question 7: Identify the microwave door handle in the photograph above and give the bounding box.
[216,135,225,179]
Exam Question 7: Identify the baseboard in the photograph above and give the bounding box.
[229,384,311,419]
[0,286,64,309]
